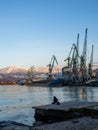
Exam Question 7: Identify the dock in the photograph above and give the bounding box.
[34,101,98,122]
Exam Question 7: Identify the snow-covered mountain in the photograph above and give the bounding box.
[0,65,98,75]
[0,66,28,74]
[0,65,62,83]
[0,65,98,84]
[0,65,62,74]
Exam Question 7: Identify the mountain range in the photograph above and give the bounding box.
[0,65,62,74]
[0,65,98,84]
[1,65,98,74]
[0,66,62,83]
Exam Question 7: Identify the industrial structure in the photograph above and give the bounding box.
[24,28,96,86]
[47,55,58,79]
[62,28,95,85]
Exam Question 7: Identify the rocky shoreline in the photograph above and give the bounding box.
[1,117,98,130]
[2,101,98,130]
[32,117,98,130]
[0,121,31,130]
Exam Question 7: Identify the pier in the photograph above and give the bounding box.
[34,101,98,122]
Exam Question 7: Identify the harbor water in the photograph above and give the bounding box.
[0,85,98,126]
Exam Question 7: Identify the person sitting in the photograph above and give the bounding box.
[52,96,60,105]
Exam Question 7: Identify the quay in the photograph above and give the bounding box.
[34,101,98,122]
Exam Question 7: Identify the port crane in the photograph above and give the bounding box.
[62,28,95,84]
[76,33,79,67]
[26,66,35,84]
[88,45,94,77]
[64,42,79,73]
[47,55,58,79]
[62,34,80,81]
[80,28,88,80]
[71,43,79,73]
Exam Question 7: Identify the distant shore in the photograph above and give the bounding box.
[0,82,17,85]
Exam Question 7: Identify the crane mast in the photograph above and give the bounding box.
[90,45,94,67]
[80,28,88,79]
[75,33,79,69]
[76,33,79,53]
[88,45,94,77]
[81,28,88,65]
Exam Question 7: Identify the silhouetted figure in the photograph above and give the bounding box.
[52,96,60,105]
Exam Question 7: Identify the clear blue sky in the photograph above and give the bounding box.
[0,0,98,68]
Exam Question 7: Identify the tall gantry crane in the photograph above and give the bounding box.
[70,43,79,73]
[76,34,79,53]
[63,28,95,83]
[88,45,94,77]
[64,43,79,74]
[80,28,88,77]
[62,34,80,80]
[76,33,79,67]
[47,55,58,79]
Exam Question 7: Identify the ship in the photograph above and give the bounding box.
[24,56,64,87]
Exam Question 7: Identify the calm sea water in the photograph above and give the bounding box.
[0,85,98,126]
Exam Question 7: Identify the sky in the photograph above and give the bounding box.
[0,0,98,68]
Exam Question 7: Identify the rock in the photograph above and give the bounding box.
[0,126,30,130]
[0,121,31,130]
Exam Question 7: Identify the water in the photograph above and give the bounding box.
[0,85,98,126]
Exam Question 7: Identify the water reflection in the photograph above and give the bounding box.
[26,86,98,103]
[0,85,98,125]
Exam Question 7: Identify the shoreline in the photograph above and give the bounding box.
[1,116,98,130]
